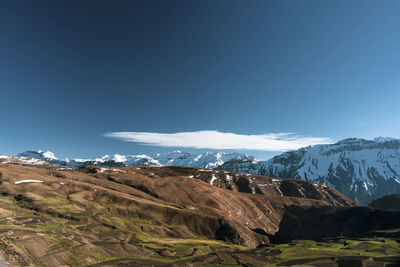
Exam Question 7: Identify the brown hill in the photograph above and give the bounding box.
[369,194,400,211]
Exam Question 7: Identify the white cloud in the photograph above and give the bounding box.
[104,130,333,151]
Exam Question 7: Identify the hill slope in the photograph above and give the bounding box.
[369,194,400,211]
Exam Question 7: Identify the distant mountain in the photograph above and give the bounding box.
[15,150,258,169]
[219,137,400,205]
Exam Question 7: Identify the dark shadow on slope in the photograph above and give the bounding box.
[271,205,400,243]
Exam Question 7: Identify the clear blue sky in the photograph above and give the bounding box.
[1,0,400,160]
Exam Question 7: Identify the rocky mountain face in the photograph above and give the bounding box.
[219,138,400,205]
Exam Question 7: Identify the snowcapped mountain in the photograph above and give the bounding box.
[1,151,50,165]
[14,150,258,169]
[219,137,400,205]
[17,150,59,161]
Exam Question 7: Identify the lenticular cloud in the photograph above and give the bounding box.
[104,130,333,151]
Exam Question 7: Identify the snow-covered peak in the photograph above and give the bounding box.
[17,150,58,161]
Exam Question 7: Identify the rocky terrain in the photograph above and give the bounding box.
[0,160,398,266]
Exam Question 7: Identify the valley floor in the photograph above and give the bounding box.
[83,236,400,267]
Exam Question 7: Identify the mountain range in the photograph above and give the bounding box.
[2,137,400,205]
[11,150,259,169]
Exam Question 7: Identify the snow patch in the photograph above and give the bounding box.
[210,174,217,185]
[15,180,43,184]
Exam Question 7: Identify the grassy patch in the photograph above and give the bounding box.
[255,238,400,266]
[38,223,61,231]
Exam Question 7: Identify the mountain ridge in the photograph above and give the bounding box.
[3,137,400,205]
[224,137,400,205]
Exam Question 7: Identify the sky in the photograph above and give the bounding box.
[1,0,400,160]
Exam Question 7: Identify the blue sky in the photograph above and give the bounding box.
[1,0,400,160]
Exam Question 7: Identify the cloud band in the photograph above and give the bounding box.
[104,130,333,151]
